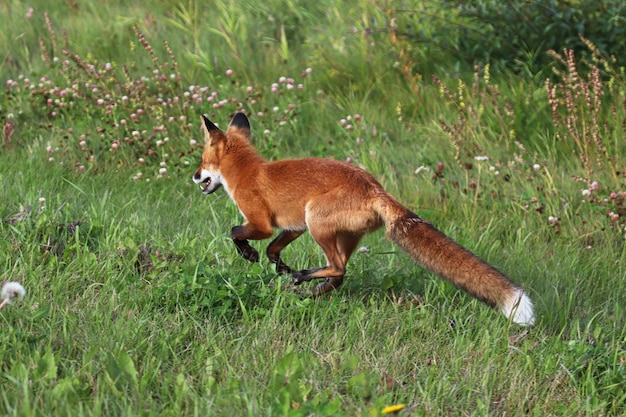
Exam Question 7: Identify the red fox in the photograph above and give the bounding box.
[192,112,535,326]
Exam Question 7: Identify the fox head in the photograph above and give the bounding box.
[192,112,251,194]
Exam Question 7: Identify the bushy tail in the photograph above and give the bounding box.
[378,199,534,326]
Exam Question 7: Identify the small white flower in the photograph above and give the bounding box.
[1,282,26,304]
[533,164,541,171]
[582,189,591,197]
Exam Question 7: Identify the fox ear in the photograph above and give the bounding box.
[201,115,220,133]
[229,112,250,130]
[201,115,223,145]
[227,112,251,139]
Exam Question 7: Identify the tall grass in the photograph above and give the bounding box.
[0,0,624,415]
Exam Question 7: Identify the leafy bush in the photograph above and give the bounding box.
[384,0,626,75]
[449,0,626,72]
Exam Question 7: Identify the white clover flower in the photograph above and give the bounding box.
[1,282,26,306]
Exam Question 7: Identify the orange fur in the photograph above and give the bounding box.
[192,113,535,325]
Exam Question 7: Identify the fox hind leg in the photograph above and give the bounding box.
[313,232,364,295]
[292,231,364,295]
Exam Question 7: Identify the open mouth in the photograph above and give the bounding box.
[200,177,212,194]
[198,176,222,195]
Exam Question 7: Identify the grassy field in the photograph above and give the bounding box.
[1,0,624,415]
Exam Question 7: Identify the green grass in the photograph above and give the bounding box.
[1,0,625,415]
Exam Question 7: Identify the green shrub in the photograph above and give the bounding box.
[450,0,626,72]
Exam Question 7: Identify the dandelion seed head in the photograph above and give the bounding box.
[1,282,26,304]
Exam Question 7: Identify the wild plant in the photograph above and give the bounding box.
[4,15,311,179]
[546,45,625,236]
[546,47,623,181]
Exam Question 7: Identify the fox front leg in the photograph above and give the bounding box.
[230,223,274,263]
[266,230,305,274]
[230,225,260,262]
[232,238,259,262]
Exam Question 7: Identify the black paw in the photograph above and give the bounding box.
[291,270,311,285]
[234,241,259,262]
[242,247,259,262]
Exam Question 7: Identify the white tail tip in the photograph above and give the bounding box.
[501,288,535,326]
